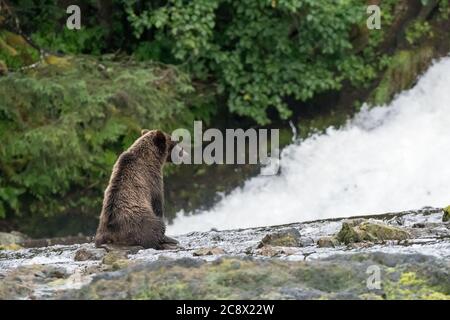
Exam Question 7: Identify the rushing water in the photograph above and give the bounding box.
[168,57,450,235]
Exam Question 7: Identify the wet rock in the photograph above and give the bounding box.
[74,246,106,261]
[256,246,298,257]
[0,231,27,246]
[102,250,130,270]
[211,234,223,242]
[258,228,302,248]
[0,243,23,251]
[58,253,450,300]
[99,244,143,254]
[193,247,225,256]
[0,208,448,299]
[317,237,339,248]
[337,219,410,244]
[299,237,315,247]
[347,242,375,249]
[443,206,450,222]
[412,223,426,228]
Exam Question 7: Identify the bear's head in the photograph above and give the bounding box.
[141,129,186,163]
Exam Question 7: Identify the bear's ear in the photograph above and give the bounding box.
[141,129,150,136]
[153,130,167,152]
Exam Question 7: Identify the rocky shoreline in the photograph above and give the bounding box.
[0,207,449,300]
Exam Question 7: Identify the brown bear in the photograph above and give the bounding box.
[95,129,181,249]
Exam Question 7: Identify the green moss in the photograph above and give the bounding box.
[297,111,348,141]
[337,222,362,244]
[293,266,356,293]
[0,243,22,251]
[385,272,450,300]
[443,206,450,222]
[359,221,410,241]
[134,282,195,300]
[371,47,434,106]
[259,229,301,247]
[0,30,40,70]
[337,220,410,244]
[406,21,433,45]
[62,254,450,300]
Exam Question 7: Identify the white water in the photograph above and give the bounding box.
[168,57,450,235]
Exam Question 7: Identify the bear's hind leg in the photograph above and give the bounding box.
[138,215,166,249]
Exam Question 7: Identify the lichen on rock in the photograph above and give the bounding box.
[337,219,410,244]
[258,228,302,248]
[317,236,339,248]
[443,206,450,222]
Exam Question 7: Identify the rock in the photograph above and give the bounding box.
[57,254,450,300]
[193,247,225,256]
[99,244,143,254]
[256,245,298,257]
[0,231,27,246]
[258,228,302,248]
[443,206,450,222]
[0,208,448,300]
[412,223,426,228]
[347,242,375,249]
[337,219,410,244]
[0,243,23,251]
[102,250,130,270]
[299,237,315,247]
[74,247,106,261]
[280,287,323,300]
[317,236,339,248]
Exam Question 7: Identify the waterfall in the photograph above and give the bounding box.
[168,57,450,235]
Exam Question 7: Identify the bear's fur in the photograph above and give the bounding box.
[95,129,179,249]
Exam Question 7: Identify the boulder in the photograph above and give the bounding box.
[74,247,106,261]
[0,231,27,246]
[337,220,410,244]
[258,228,302,248]
[317,236,339,248]
[443,206,450,222]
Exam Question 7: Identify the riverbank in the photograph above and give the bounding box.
[1,207,449,299]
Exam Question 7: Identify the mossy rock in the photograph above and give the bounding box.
[102,250,130,270]
[370,47,434,106]
[0,243,23,251]
[443,206,450,222]
[74,247,106,261]
[385,271,450,300]
[317,236,339,248]
[60,253,450,300]
[258,228,302,248]
[0,30,40,70]
[337,220,410,244]
[0,231,27,246]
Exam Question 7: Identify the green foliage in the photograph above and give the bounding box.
[122,0,392,124]
[438,0,450,20]
[0,56,195,220]
[406,21,433,45]
[8,0,432,125]
[10,0,110,54]
[0,30,40,70]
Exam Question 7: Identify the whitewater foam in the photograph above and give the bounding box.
[168,57,450,235]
